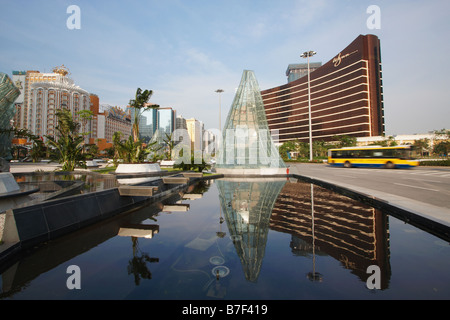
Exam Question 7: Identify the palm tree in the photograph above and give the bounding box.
[30,138,46,162]
[112,131,159,164]
[163,132,176,160]
[129,88,159,143]
[46,109,90,171]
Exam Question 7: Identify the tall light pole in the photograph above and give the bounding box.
[215,89,224,131]
[301,50,316,161]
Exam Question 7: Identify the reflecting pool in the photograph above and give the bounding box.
[1,177,449,300]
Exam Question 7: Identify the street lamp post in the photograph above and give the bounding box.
[300,51,316,161]
[215,89,224,131]
[215,89,224,160]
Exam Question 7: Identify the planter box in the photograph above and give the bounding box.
[115,163,161,174]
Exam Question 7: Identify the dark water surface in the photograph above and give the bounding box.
[1,177,449,300]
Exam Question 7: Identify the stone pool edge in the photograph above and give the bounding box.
[0,173,224,268]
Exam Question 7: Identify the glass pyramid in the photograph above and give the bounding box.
[216,70,286,174]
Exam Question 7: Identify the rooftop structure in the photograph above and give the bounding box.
[286,62,322,83]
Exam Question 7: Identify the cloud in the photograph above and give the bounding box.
[184,48,229,74]
[2,0,449,135]
[155,65,240,130]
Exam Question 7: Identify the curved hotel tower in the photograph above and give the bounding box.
[261,34,384,143]
[15,65,91,140]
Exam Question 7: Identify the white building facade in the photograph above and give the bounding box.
[26,66,91,140]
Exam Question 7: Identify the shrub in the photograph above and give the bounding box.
[419,159,450,166]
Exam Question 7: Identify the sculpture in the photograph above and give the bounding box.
[0,72,20,169]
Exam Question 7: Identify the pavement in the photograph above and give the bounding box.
[289,162,450,231]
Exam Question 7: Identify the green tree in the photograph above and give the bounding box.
[76,109,94,137]
[129,88,159,143]
[333,135,357,148]
[433,141,450,157]
[46,109,91,171]
[414,138,430,157]
[0,127,47,161]
[434,129,450,140]
[297,141,310,158]
[312,140,330,158]
[279,141,297,160]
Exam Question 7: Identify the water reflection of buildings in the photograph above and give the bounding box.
[218,178,391,288]
[270,180,391,289]
[217,178,286,282]
[0,183,193,298]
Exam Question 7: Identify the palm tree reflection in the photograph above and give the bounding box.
[127,236,159,285]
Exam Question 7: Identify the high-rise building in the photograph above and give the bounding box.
[89,94,103,142]
[186,118,203,151]
[157,107,175,136]
[261,34,384,143]
[286,62,322,83]
[203,129,216,155]
[175,114,187,131]
[104,106,132,143]
[137,108,157,144]
[89,100,132,151]
[174,114,187,144]
[19,65,91,140]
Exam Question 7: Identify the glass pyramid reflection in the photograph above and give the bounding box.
[215,70,286,175]
[217,178,286,282]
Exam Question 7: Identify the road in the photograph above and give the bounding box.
[289,163,450,228]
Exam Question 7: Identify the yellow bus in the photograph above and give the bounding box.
[327,145,419,169]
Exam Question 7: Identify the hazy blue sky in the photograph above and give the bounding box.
[1,0,448,135]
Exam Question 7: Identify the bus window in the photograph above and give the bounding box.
[373,151,383,158]
[398,148,415,160]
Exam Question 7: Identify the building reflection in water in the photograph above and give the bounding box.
[1,178,392,297]
[218,178,391,289]
[270,179,391,289]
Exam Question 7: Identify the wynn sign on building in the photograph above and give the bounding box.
[261,34,384,143]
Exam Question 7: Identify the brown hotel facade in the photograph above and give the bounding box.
[261,34,384,143]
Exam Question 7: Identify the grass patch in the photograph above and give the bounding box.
[93,166,117,174]
[163,167,184,172]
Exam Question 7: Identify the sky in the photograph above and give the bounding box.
[0,0,449,136]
